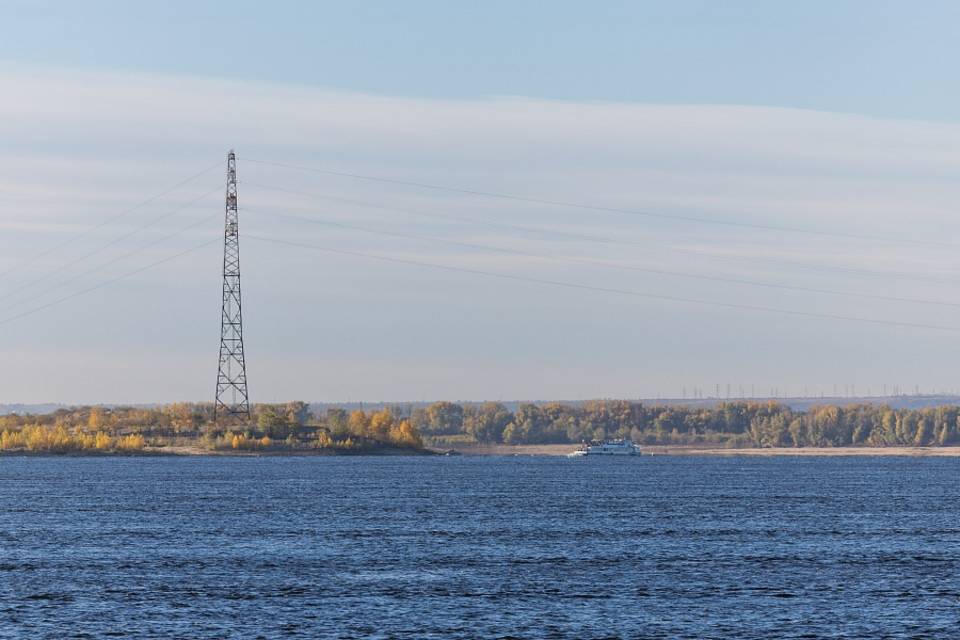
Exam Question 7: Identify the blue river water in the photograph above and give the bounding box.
[1,455,959,639]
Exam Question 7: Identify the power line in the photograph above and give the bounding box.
[242,157,957,250]
[0,237,219,328]
[243,206,960,311]
[242,180,960,287]
[243,180,626,244]
[697,249,960,286]
[0,184,222,304]
[3,213,222,313]
[244,233,960,333]
[0,159,221,281]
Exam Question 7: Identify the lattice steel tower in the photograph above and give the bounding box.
[214,150,251,424]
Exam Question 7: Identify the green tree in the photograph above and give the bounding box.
[464,402,511,443]
[325,408,349,437]
[257,406,287,437]
[412,402,465,435]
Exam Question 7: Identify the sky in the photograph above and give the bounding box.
[2,1,960,404]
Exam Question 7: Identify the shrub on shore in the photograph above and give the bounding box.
[0,424,145,453]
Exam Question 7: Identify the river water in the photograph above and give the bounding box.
[1,455,959,638]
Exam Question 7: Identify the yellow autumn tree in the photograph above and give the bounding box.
[1,428,24,450]
[369,409,395,441]
[88,407,105,430]
[316,430,333,448]
[95,432,113,450]
[348,410,370,438]
[117,434,145,451]
[388,419,423,448]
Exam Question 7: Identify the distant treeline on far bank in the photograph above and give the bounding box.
[2,400,960,453]
[402,401,960,447]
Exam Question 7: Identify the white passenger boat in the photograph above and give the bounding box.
[568,439,640,457]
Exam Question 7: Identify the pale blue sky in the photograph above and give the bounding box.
[2,2,960,404]
[2,0,959,118]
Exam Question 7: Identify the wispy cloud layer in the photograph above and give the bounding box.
[1,65,959,403]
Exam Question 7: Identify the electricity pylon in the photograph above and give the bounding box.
[214,150,250,425]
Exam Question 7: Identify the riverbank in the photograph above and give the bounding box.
[5,442,957,457]
[153,444,433,456]
[0,444,434,457]
[454,444,960,457]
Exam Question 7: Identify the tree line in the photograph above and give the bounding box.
[0,402,423,453]
[403,400,960,447]
[3,400,960,451]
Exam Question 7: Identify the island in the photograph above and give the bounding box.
[0,402,428,455]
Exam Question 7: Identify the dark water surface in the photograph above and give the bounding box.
[2,455,960,639]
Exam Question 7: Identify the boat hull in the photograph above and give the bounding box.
[568,440,641,457]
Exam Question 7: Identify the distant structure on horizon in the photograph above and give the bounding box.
[214,150,251,424]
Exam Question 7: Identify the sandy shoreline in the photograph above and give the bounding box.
[453,444,960,457]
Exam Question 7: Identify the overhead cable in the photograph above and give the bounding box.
[243,157,954,250]
[245,233,960,334]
